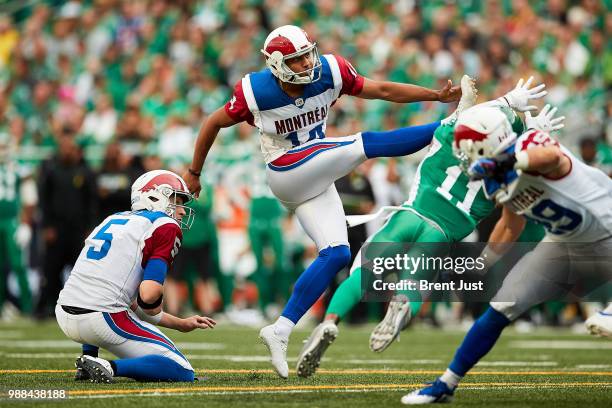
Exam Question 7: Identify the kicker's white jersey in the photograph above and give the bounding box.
[225,54,364,163]
[58,211,182,312]
[497,131,612,242]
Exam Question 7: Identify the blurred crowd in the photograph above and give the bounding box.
[0,0,610,326]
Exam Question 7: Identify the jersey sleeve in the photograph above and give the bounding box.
[224,79,255,125]
[516,130,568,179]
[334,54,365,96]
[141,222,183,268]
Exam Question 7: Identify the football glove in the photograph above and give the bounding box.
[525,104,565,133]
[501,76,547,112]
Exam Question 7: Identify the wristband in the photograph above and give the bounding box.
[188,168,201,177]
[137,292,163,309]
[480,245,503,271]
[514,150,530,170]
[134,306,163,325]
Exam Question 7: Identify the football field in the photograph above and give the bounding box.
[1,319,611,407]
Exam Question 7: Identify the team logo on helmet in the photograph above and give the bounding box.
[453,106,517,170]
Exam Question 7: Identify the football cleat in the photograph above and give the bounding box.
[75,355,114,384]
[296,320,338,378]
[585,308,612,338]
[259,324,289,379]
[74,366,91,381]
[401,378,455,405]
[369,300,412,352]
[441,75,478,126]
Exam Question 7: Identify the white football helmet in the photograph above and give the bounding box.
[453,106,517,168]
[131,170,195,229]
[261,25,321,84]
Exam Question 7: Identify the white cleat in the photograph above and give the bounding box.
[296,320,338,378]
[401,378,455,405]
[441,74,478,125]
[585,308,612,338]
[370,300,412,352]
[75,355,114,383]
[259,324,289,378]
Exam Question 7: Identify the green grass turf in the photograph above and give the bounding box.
[0,318,611,407]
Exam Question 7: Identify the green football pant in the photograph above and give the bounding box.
[248,223,287,310]
[0,220,32,313]
[327,209,449,320]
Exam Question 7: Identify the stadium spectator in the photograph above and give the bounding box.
[80,93,118,145]
[95,142,138,220]
[36,132,97,318]
[0,0,606,326]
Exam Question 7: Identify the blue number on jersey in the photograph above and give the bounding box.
[306,123,325,143]
[86,218,129,260]
[285,131,300,147]
[527,199,582,235]
[285,124,325,148]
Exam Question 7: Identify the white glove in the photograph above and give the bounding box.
[14,223,32,249]
[525,104,565,133]
[502,76,547,112]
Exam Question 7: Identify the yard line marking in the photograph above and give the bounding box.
[476,361,558,367]
[0,352,563,368]
[0,340,225,350]
[0,330,23,339]
[576,364,612,369]
[54,382,612,398]
[62,383,612,399]
[511,340,612,350]
[2,368,612,376]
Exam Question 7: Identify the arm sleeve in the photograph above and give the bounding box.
[334,54,365,96]
[224,79,255,125]
[142,222,183,267]
[516,130,559,152]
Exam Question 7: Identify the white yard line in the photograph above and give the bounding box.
[0,340,225,350]
[0,352,561,368]
[476,361,558,367]
[510,340,612,350]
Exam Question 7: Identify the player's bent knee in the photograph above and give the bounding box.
[490,301,518,322]
[323,245,351,270]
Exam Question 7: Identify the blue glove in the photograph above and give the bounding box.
[468,155,520,198]
[468,158,500,180]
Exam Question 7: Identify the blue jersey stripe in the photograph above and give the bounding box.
[126,313,188,361]
[250,57,334,111]
[102,313,186,361]
[131,210,169,223]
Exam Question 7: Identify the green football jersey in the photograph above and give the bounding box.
[405,107,524,241]
[0,162,20,220]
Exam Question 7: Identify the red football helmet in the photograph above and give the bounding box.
[131,170,194,229]
[261,25,322,84]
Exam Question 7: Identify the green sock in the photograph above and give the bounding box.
[327,267,363,320]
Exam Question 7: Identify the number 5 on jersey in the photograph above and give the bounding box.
[86,219,129,260]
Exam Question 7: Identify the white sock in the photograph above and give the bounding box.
[273,316,295,340]
[440,368,462,389]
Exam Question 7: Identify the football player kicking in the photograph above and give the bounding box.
[55,170,216,383]
[296,78,554,378]
[401,103,612,404]
[183,24,466,378]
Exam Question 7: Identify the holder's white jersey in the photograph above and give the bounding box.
[498,130,612,242]
[58,210,182,312]
[224,54,364,163]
